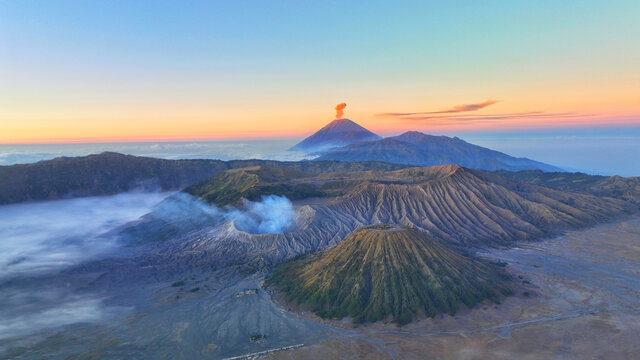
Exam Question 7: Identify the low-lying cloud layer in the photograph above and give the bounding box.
[0,191,297,339]
[0,139,317,166]
[0,287,125,340]
[0,192,168,340]
[0,192,169,278]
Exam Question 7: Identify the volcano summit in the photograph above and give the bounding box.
[289,118,382,154]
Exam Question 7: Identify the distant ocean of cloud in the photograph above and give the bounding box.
[0,139,316,165]
[0,135,638,177]
[465,136,640,177]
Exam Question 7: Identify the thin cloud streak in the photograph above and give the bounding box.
[375,100,639,130]
[395,112,639,131]
[377,100,498,117]
[398,112,583,121]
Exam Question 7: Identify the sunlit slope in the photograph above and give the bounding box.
[268,225,511,325]
[319,165,635,246]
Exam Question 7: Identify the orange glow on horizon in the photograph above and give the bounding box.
[2,112,639,144]
[1,94,639,144]
[0,129,311,145]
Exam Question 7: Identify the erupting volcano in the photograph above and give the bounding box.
[289,103,382,153]
[334,102,347,119]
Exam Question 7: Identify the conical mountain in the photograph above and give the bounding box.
[268,225,512,325]
[290,118,381,154]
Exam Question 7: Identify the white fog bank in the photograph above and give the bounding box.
[0,192,169,278]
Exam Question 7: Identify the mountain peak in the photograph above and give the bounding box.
[399,130,424,136]
[268,225,512,325]
[327,117,354,125]
[393,131,463,145]
[290,118,381,154]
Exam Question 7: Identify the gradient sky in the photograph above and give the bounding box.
[1,0,639,143]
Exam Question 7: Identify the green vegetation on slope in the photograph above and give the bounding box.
[184,167,326,206]
[184,168,262,206]
[267,225,512,325]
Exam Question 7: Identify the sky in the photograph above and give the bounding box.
[1,0,639,143]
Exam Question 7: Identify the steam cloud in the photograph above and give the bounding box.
[0,191,296,279]
[149,193,296,235]
[335,102,347,119]
[228,195,295,234]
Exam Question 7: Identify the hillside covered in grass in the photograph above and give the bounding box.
[268,225,512,325]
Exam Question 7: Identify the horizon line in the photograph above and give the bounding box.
[2,117,640,145]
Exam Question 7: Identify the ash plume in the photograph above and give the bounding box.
[335,102,347,119]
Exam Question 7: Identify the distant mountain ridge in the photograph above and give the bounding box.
[289,118,382,153]
[315,128,562,172]
[0,152,407,205]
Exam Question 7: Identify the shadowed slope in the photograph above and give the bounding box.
[316,131,562,172]
[268,225,512,325]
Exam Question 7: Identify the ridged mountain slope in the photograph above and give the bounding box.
[267,225,512,325]
[322,165,634,246]
[121,165,638,271]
